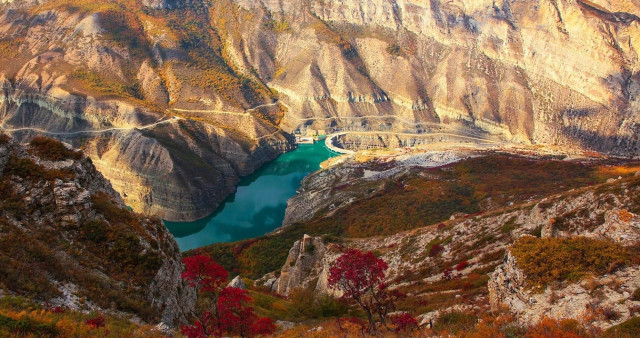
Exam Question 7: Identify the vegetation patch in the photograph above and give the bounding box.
[510,236,636,290]
[604,316,640,337]
[0,297,163,337]
[199,156,640,279]
[71,68,142,99]
[0,133,9,144]
[263,19,290,33]
[4,156,75,182]
[0,314,58,337]
[29,136,82,161]
[386,44,401,56]
[433,311,478,334]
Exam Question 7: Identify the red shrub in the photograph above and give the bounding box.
[329,249,405,333]
[390,312,418,332]
[181,254,228,293]
[429,244,444,257]
[250,317,277,336]
[456,260,468,271]
[86,315,105,328]
[50,306,66,314]
[444,268,458,280]
[180,255,276,338]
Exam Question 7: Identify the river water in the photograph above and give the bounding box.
[164,142,336,251]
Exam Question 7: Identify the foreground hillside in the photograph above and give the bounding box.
[197,150,640,336]
[0,134,193,326]
[0,135,639,336]
[2,0,640,221]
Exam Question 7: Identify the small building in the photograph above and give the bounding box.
[295,136,315,144]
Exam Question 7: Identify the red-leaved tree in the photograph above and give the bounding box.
[390,312,419,332]
[328,249,414,333]
[180,254,276,338]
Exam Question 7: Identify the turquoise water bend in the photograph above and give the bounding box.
[164,142,336,251]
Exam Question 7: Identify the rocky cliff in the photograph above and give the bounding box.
[2,0,640,220]
[0,134,194,325]
[0,1,292,221]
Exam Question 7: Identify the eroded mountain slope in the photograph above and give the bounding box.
[0,134,193,325]
[2,0,640,221]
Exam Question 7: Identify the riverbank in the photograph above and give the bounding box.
[165,142,336,251]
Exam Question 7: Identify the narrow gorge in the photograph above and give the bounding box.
[2,0,640,223]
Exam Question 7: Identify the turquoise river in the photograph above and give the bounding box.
[164,142,336,251]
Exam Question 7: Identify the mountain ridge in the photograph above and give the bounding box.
[2,0,640,220]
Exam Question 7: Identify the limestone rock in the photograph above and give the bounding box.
[489,210,640,330]
[258,235,343,297]
[588,209,640,246]
[273,235,327,296]
[490,250,640,329]
[228,276,246,289]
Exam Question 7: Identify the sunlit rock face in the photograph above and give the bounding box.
[1,0,640,220]
[227,0,640,155]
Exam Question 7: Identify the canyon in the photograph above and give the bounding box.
[1,0,640,335]
[1,0,640,222]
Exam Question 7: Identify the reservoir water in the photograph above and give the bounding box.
[164,142,336,251]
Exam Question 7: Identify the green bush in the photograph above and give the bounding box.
[0,314,58,337]
[288,288,349,319]
[434,311,478,334]
[604,316,640,338]
[511,237,635,290]
[81,219,109,242]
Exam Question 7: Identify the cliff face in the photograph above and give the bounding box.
[257,234,341,296]
[0,135,194,325]
[1,0,640,220]
[228,0,640,155]
[0,1,292,221]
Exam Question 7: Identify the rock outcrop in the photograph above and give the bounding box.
[228,276,246,289]
[259,235,341,296]
[489,251,640,330]
[0,135,194,326]
[489,207,640,329]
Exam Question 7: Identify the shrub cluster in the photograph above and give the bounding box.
[511,236,636,290]
[29,136,82,161]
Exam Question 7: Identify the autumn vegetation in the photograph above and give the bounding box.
[0,297,164,337]
[0,136,171,322]
[510,236,638,290]
[28,136,83,161]
[198,155,640,279]
[327,249,415,333]
[180,255,276,337]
